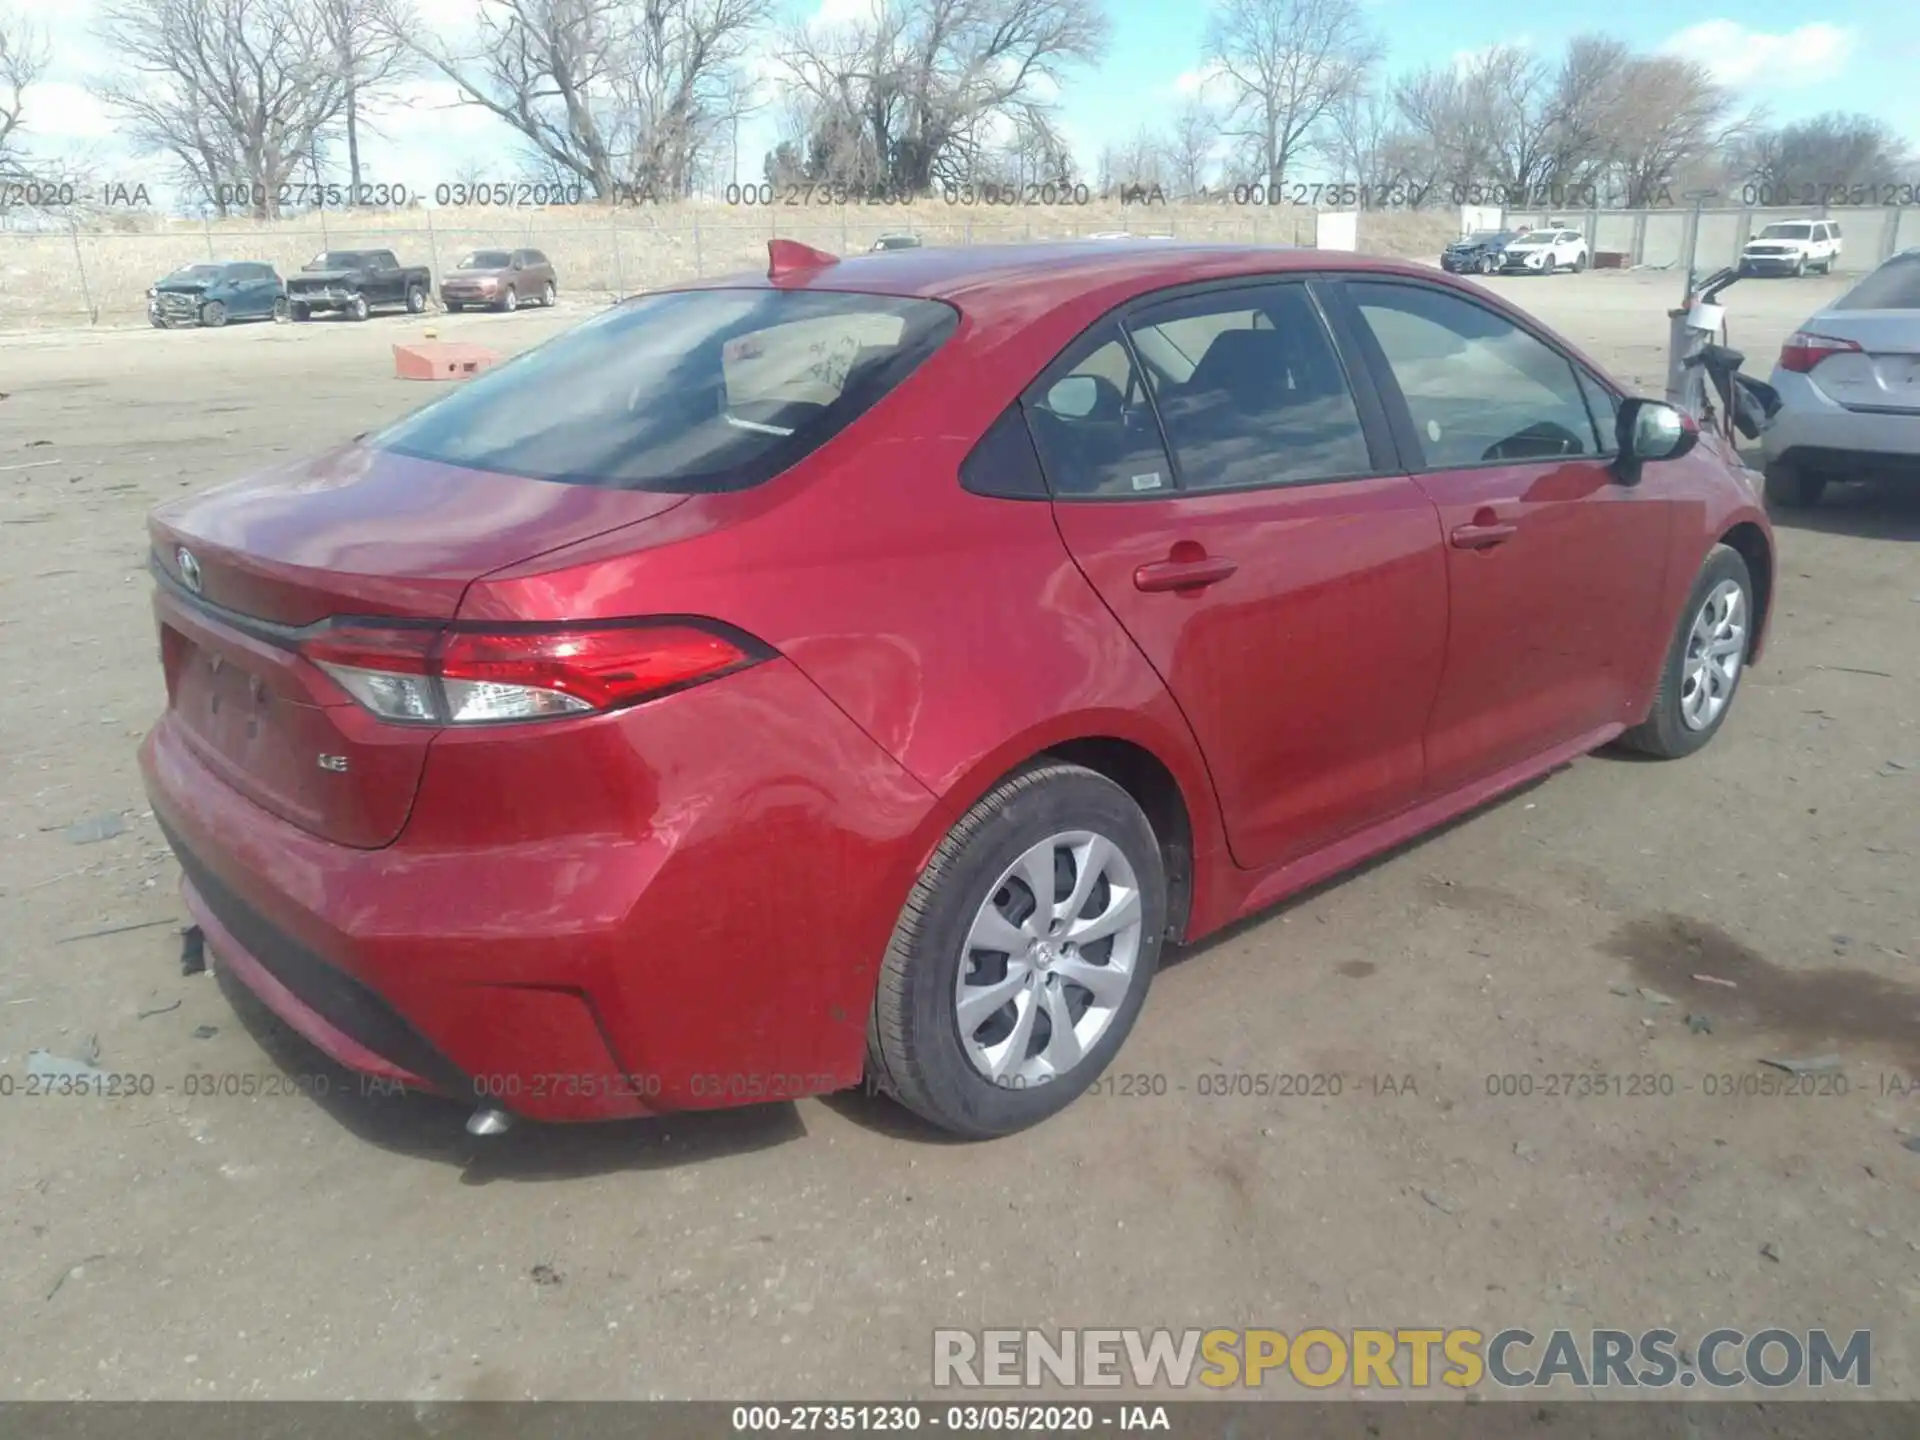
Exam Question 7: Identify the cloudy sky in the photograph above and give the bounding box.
[10,0,1918,202]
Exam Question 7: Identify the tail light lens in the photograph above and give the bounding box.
[1778,331,1861,373]
[301,621,761,725]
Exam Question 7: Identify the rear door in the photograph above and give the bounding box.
[1331,277,1673,794]
[1806,256,1920,414]
[1038,279,1448,870]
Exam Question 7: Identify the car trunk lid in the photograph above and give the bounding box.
[1803,312,1920,414]
[148,444,689,847]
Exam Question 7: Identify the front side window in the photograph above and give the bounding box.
[1126,284,1373,490]
[1024,330,1175,498]
[373,288,958,492]
[1346,281,1599,467]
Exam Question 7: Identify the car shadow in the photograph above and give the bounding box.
[1766,479,1920,540]
[1159,770,1562,970]
[214,967,808,1183]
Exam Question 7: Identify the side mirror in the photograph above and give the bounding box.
[1044,375,1100,419]
[1613,398,1698,485]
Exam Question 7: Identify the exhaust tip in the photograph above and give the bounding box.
[465,1106,514,1137]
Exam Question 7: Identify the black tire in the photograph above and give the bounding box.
[866,762,1167,1138]
[541,280,556,306]
[1791,256,1805,278]
[347,294,370,322]
[1619,545,1754,760]
[272,295,289,322]
[405,283,427,314]
[200,299,228,327]
[1764,461,1826,509]
[1573,250,1587,273]
[500,286,517,313]
[290,303,310,323]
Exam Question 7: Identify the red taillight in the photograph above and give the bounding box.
[300,622,760,725]
[1778,330,1861,373]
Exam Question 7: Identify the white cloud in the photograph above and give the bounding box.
[1171,62,1229,102]
[1661,21,1855,90]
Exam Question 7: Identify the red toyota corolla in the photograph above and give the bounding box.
[141,239,1774,1138]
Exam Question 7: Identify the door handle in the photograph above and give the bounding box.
[1449,520,1517,549]
[1133,555,1238,592]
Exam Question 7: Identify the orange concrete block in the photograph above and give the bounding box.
[393,341,504,381]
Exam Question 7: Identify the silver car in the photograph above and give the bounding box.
[1763,248,1920,507]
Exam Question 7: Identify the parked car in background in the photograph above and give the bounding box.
[141,240,1772,1141]
[147,262,287,328]
[440,248,557,312]
[869,233,923,252]
[1500,227,1588,274]
[287,250,432,321]
[1441,229,1516,275]
[1739,219,1842,277]
[1762,247,1920,507]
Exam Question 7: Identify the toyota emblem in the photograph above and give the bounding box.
[176,547,202,594]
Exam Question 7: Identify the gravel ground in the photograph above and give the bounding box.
[1,270,1916,1403]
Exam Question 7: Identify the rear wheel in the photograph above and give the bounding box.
[1619,545,1753,759]
[200,300,227,327]
[1573,250,1587,273]
[866,763,1166,1138]
[445,300,463,313]
[347,293,370,322]
[405,284,427,314]
[290,302,311,323]
[541,280,556,306]
[1764,461,1827,509]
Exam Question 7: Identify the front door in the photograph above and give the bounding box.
[1035,281,1449,871]
[1332,277,1673,794]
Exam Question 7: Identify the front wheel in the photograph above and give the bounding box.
[1619,545,1753,759]
[347,294,370,322]
[866,762,1167,1138]
[1792,256,1806,277]
[1479,254,1496,275]
[499,286,517,312]
[1572,250,1587,273]
[200,300,227,327]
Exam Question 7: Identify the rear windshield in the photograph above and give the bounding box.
[461,250,512,268]
[1758,224,1812,240]
[372,288,959,492]
[1833,254,1920,311]
[309,252,368,268]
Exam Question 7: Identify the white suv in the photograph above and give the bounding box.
[1499,227,1588,275]
[1740,219,1841,277]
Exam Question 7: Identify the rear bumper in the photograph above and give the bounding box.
[140,657,936,1121]
[1762,370,1920,471]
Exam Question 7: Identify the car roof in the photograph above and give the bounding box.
[677,240,1445,321]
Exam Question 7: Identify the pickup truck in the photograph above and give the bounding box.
[286,249,432,321]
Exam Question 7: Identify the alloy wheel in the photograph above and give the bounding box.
[1680,578,1746,730]
[955,830,1143,1087]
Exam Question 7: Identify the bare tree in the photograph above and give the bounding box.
[777,0,1108,192]
[1163,98,1217,197]
[95,0,347,217]
[1604,55,1730,205]
[1730,112,1916,194]
[1206,0,1379,189]
[381,0,770,199]
[1,2,52,182]
[320,0,414,195]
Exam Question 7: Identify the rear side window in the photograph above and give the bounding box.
[1834,254,1920,310]
[1348,281,1599,466]
[1025,332,1175,498]
[1127,284,1373,490]
[373,288,958,492]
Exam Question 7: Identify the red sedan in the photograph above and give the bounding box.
[141,239,1774,1138]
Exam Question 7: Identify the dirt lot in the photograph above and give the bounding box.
[2,270,1917,1404]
